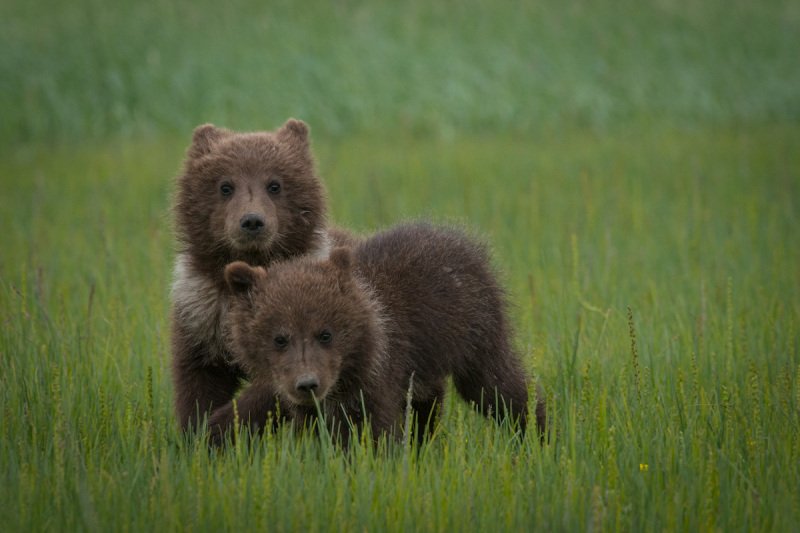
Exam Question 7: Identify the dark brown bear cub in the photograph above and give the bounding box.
[170,119,352,435]
[223,223,545,444]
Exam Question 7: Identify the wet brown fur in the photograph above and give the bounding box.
[223,222,546,445]
[170,119,353,435]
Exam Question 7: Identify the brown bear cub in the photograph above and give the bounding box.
[223,222,546,444]
[170,119,352,435]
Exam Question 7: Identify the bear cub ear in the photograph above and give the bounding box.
[224,261,266,295]
[329,248,354,293]
[189,124,227,158]
[329,247,353,272]
[276,118,309,148]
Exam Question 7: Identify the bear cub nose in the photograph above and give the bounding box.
[295,375,320,394]
[240,213,265,234]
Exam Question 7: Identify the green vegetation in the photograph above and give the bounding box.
[1,0,798,530]
[3,0,798,143]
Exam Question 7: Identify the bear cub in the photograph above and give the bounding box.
[170,119,352,435]
[223,222,545,444]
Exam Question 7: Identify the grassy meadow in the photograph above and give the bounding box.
[2,0,799,531]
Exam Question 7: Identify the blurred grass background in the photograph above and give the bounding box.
[2,0,798,143]
[1,0,799,531]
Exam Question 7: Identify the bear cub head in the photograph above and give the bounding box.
[223,250,382,408]
[175,119,326,269]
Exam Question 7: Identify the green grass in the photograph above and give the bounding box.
[2,0,798,143]
[2,0,799,531]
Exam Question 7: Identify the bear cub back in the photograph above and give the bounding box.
[225,222,543,443]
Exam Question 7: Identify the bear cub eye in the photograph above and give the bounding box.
[274,335,289,349]
[267,181,281,194]
[317,331,333,344]
[220,183,234,197]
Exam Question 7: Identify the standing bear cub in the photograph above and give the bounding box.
[170,119,352,434]
[223,223,546,444]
